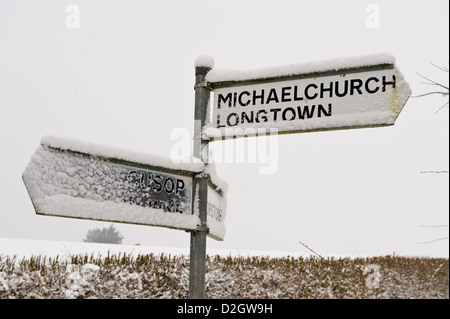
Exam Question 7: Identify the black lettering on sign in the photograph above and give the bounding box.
[127,170,145,189]
[176,179,185,195]
[252,89,265,105]
[256,110,268,123]
[227,113,239,126]
[153,174,163,193]
[241,110,254,124]
[281,86,291,102]
[294,86,303,101]
[350,79,363,95]
[238,91,251,106]
[125,170,188,197]
[208,202,222,220]
[382,75,396,92]
[122,169,191,214]
[164,177,174,194]
[297,105,315,119]
[216,114,225,128]
[266,88,279,104]
[125,196,184,213]
[318,103,332,117]
[269,108,282,121]
[282,107,296,121]
[305,83,318,100]
[218,93,232,108]
[320,82,333,99]
[335,80,348,97]
[214,72,399,131]
[365,77,380,94]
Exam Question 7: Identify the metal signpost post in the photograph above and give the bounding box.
[189,62,212,299]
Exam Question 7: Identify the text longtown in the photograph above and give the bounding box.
[216,103,332,127]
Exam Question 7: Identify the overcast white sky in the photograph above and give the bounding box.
[0,0,448,257]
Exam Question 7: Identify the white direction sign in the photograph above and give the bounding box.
[206,181,227,241]
[205,55,411,139]
[22,136,227,240]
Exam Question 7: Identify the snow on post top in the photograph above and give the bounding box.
[195,55,215,69]
[205,52,396,83]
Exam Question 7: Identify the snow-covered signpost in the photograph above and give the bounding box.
[22,57,227,300]
[22,136,226,242]
[23,136,196,231]
[189,52,410,298]
[203,53,411,139]
[22,52,410,300]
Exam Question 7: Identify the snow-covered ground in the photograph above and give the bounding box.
[0,237,312,260]
[1,237,448,299]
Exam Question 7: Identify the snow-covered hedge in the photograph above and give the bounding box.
[0,253,448,299]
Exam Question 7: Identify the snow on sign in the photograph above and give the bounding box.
[22,136,206,233]
[204,53,411,139]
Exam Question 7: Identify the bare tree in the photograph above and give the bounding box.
[414,62,449,113]
[415,63,449,247]
[418,225,449,245]
[416,62,449,176]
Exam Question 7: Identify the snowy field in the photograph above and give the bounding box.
[0,237,311,260]
[1,237,448,299]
